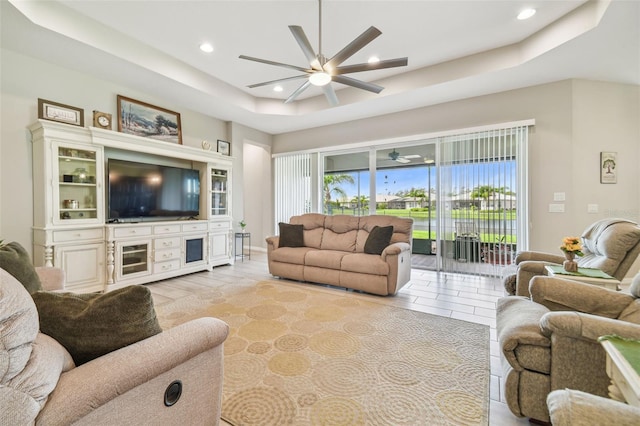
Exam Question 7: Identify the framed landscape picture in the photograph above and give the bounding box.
[600,151,617,184]
[117,95,182,144]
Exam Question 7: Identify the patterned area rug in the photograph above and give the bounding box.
[156,280,490,425]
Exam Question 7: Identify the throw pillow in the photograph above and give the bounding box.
[32,285,162,365]
[364,225,394,255]
[0,242,43,294]
[278,222,304,248]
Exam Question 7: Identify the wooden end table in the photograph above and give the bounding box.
[599,336,640,407]
[544,265,620,291]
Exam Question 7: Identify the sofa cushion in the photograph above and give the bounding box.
[579,220,640,274]
[278,223,304,248]
[0,268,39,383]
[0,268,73,425]
[341,253,390,276]
[364,225,394,255]
[305,249,347,270]
[320,215,360,252]
[0,242,43,294]
[32,285,162,365]
[271,247,317,264]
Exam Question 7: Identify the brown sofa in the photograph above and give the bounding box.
[266,214,413,296]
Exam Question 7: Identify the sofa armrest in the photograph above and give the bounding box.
[35,266,65,291]
[381,242,410,260]
[515,251,565,265]
[548,389,640,426]
[540,311,640,342]
[37,317,229,425]
[266,236,279,250]
[529,276,635,317]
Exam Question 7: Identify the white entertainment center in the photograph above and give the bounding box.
[30,120,234,293]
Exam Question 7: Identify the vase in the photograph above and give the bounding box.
[563,252,578,272]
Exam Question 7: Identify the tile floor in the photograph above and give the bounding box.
[149,250,530,426]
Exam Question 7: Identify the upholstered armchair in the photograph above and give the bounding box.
[504,218,640,296]
[547,389,640,426]
[497,274,640,423]
[1,266,230,425]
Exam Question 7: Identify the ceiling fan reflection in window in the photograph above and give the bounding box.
[389,149,421,164]
[239,0,408,106]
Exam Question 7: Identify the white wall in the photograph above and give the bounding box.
[272,79,640,277]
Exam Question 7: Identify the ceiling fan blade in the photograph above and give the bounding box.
[284,80,312,104]
[239,55,311,73]
[395,158,411,164]
[247,75,309,89]
[289,26,321,70]
[324,26,382,70]
[332,75,384,94]
[322,84,339,106]
[333,57,408,75]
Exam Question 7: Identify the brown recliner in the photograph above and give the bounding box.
[497,273,640,423]
[504,218,640,296]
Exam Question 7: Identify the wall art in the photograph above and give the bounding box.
[117,95,182,144]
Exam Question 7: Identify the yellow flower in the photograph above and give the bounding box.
[560,236,583,256]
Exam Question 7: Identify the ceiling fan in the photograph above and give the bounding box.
[389,149,421,164]
[239,0,408,106]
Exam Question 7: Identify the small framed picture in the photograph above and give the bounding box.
[600,151,617,184]
[217,140,231,156]
[38,98,84,126]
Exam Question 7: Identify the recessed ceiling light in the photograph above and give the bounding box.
[199,42,214,53]
[517,8,536,20]
[368,56,380,64]
[273,85,283,92]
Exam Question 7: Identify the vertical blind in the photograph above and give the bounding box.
[438,125,528,276]
[274,153,313,227]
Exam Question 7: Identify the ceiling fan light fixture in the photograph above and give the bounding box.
[309,72,332,86]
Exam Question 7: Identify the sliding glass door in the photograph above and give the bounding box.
[274,123,530,277]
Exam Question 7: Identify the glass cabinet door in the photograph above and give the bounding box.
[56,145,100,223]
[121,242,150,276]
[211,169,228,216]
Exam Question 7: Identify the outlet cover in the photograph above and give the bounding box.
[549,203,565,213]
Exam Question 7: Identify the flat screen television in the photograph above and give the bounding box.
[107,159,200,221]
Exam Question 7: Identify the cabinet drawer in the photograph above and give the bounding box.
[153,259,181,274]
[53,228,103,243]
[209,221,231,231]
[154,248,181,262]
[113,226,152,238]
[182,223,208,233]
[153,224,181,235]
[154,237,181,250]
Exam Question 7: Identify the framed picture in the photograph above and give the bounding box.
[38,98,84,126]
[117,95,182,144]
[217,139,230,156]
[600,151,617,184]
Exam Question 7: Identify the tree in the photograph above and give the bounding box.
[323,174,355,212]
[602,159,616,174]
[406,187,427,208]
[351,195,369,211]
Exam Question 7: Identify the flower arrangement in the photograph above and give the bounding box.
[239,219,246,230]
[560,236,583,256]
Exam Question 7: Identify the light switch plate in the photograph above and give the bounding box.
[553,192,566,201]
[588,204,599,213]
[549,203,565,213]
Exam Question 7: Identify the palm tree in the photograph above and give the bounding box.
[323,174,355,212]
[406,187,427,208]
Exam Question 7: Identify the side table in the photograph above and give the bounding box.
[235,232,250,262]
[544,265,620,291]
[599,335,640,407]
